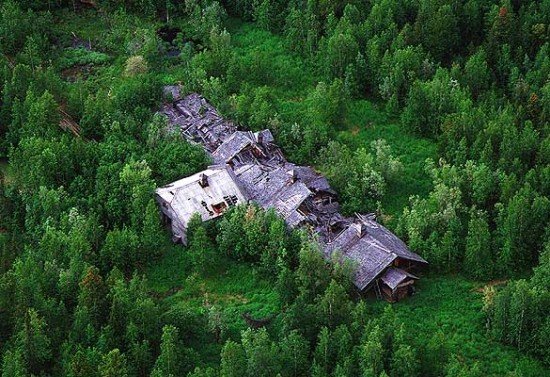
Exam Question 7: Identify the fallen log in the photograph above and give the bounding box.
[59,108,82,137]
[242,311,275,329]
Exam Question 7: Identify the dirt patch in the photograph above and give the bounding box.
[351,126,360,135]
[474,279,508,293]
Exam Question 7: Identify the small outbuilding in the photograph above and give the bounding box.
[379,267,419,302]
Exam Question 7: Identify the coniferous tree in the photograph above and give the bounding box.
[464,210,492,280]
[151,325,184,377]
[99,349,128,377]
[280,330,309,377]
[220,340,246,377]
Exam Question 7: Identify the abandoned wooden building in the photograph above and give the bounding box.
[156,87,427,301]
[155,165,247,244]
[324,213,426,301]
[379,268,419,303]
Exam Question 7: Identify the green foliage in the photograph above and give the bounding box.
[414,2,459,62]
[123,55,148,77]
[401,69,472,137]
[485,240,550,364]
[318,139,402,214]
[464,210,492,279]
[0,0,53,56]
[217,204,298,274]
[188,220,220,276]
[0,1,548,376]
[99,349,129,377]
[279,330,309,377]
[151,325,185,377]
[16,308,52,374]
[496,185,550,274]
[220,340,246,377]
[241,328,281,377]
[58,48,111,70]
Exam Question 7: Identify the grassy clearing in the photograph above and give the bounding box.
[146,245,280,364]
[339,101,437,221]
[368,275,546,376]
[229,22,437,222]
[146,249,546,375]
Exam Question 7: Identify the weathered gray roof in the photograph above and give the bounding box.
[254,129,275,144]
[268,182,312,219]
[234,164,290,205]
[325,224,394,290]
[212,131,257,164]
[380,267,418,290]
[347,240,397,290]
[289,165,334,193]
[325,215,425,290]
[356,214,427,264]
[234,163,333,202]
[155,165,248,243]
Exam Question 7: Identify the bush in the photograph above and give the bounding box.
[58,48,111,70]
[124,55,149,77]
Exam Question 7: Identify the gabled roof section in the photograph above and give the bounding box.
[268,182,312,218]
[156,165,248,224]
[347,240,397,291]
[325,214,426,290]
[212,131,257,164]
[380,267,418,290]
[325,223,394,290]
[356,214,427,264]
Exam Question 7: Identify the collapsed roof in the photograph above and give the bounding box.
[160,90,237,151]
[157,88,427,290]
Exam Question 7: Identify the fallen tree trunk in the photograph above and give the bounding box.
[242,312,275,329]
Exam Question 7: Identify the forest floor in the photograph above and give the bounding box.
[146,246,546,375]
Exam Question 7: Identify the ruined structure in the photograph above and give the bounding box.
[156,86,427,301]
[156,165,247,244]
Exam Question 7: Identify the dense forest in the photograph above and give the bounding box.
[0,0,548,376]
